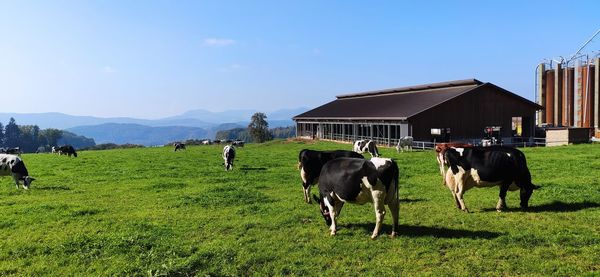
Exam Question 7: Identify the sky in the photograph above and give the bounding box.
[1,1,599,119]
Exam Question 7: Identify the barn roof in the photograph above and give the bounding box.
[293,79,541,120]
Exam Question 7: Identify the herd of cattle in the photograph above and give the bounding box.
[299,139,539,238]
[1,138,539,239]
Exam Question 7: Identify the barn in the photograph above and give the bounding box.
[293,79,542,146]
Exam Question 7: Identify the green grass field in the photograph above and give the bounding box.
[0,140,599,276]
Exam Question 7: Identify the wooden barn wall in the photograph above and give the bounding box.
[408,86,537,141]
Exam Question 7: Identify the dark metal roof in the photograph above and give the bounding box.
[294,79,542,120]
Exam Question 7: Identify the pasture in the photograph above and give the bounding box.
[0,140,599,275]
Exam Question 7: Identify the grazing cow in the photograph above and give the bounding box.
[353,140,380,157]
[57,145,78,157]
[51,146,57,154]
[222,145,236,171]
[435,142,473,184]
[395,136,414,153]
[444,146,539,212]
[233,140,245,147]
[202,140,211,145]
[0,154,35,189]
[174,143,186,151]
[298,149,364,203]
[315,157,399,239]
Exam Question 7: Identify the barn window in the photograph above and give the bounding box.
[512,117,522,136]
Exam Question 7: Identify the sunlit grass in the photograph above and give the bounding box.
[0,140,598,275]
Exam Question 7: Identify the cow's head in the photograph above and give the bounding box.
[520,184,540,209]
[313,195,332,226]
[22,176,35,189]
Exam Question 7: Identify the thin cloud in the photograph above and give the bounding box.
[102,66,117,74]
[203,38,236,47]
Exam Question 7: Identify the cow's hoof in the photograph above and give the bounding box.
[330,231,336,236]
[370,234,379,240]
[462,208,470,213]
[390,232,398,238]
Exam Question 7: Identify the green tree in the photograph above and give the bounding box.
[40,128,63,147]
[0,122,4,147]
[4,118,21,147]
[247,112,271,143]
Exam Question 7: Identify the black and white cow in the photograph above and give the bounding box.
[395,136,413,153]
[0,154,35,189]
[223,145,236,171]
[174,143,186,151]
[315,157,399,239]
[57,145,77,157]
[444,145,539,212]
[233,140,245,147]
[4,147,22,156]
[353,140,380,157]
[298,149,364,203]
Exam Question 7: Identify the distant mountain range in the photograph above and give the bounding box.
[0,108,308,146]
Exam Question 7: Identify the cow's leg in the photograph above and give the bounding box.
[12,175,20,189]
[323,197,337,235]
[496,183,510,212]
[370,190,386,239]
[387,197,399,237]
[454,174,469,212]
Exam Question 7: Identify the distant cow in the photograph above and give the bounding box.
[52,146,57,154]
[174,143,186,151]
[1,147,22,156]
[353,140,380,157]
[0,154,35,189]
[298,149,364,203]
[233,140,245,147]
[395,136,413,153]
[202,140,211,145]
[435,142,472,184]
[57,145,77,157]
[444,146,539,212]
[213,139,222,144]
[223,145,236,171]
[315,157,399,239]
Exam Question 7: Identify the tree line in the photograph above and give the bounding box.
[215,112,296,142]
[0,117,95,153]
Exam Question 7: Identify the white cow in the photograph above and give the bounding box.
[396,136,413,153]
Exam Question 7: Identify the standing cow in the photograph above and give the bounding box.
[0,154,35,189]
[298,149,364,203]
[353,140,380,157]
[315,157,399,239]
[223,145,236,171]
[444,146,539,212]
[174,143,186,151]
[396,136,413,153]
[57,145,77,157]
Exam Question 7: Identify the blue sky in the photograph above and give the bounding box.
[1,1,599,119]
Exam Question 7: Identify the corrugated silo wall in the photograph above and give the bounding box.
[539,61,598,137]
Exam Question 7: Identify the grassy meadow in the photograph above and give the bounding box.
[0,140,599,275]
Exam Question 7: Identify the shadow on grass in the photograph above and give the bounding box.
[481,200,600,213]
[400,198,426,203]
[35,185,71,191]
[344,223,503,239]
[240,167,267,171]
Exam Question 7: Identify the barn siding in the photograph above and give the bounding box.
[408,85,536,142]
